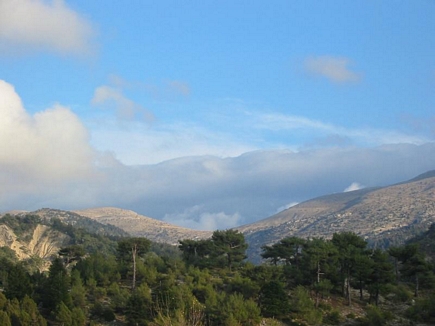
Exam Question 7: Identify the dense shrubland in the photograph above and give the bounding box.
[0,214,435,325]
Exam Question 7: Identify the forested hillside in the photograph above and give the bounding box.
[0,214,435,325]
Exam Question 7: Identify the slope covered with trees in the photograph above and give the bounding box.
[0,214,435,325]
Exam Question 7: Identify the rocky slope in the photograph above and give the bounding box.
[73,207,212,244]
[0,223,71,269]
[238,171,435,260]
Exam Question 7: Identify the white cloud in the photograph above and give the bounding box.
[163,206,241,230]
[2,79,435,231]
[0,79,97,198]
[124,144,435,228]
[0,0,96,55]
[275,202,299,213]
[304,56,361,83]
[344,182,364,192]
[92,85,154,122]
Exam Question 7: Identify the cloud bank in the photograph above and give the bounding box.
[2,80,435,230]
[0,0,96,55]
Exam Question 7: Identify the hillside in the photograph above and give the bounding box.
[2,171,435,264]
[74,207,212,244]
[238,171,435,261]
[0,223,70,269]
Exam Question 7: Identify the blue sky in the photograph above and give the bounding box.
[1,1,434,230]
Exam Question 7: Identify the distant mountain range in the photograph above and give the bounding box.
[2,170,435,263]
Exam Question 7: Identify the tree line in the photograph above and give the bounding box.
[0,214,435,325]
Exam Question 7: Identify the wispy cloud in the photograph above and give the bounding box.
[344,182,365,192]
[252,112,430,147]
[304,56,362,83]
[0,0,96,55]
[91,85,154,122]
[166,80,191,97]
[89,121,256,165]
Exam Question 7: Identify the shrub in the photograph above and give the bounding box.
[323,310,342,325]
[359,305,393,326]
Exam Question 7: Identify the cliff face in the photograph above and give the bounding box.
[0,223,71,269]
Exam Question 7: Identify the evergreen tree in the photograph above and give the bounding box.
[4,264,32,300]
[353,253,374,301]
[398,244,434,297]
[53,301,72,325]
[367,249,394,305]
[43,257,72,312]
[211,229,247,270]
[71,307,87,326]
[0,292,7,310]
[21,295,47,326]
[4,298,21,326]
[117,237,151,290]
[0,311,11,326]
[179,239,213,267]
[331,232,367,306]
[259,280,290,319]
[302,238,337,307]
[126,283,152,325]
[70,270,87,309]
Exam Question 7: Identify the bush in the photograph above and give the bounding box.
[386,284,413,303]
[359,305,393,326]
[405,296,435,322]
[323,310,342,325]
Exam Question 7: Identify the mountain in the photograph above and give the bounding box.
[0,222,70,270]
[2,171,435,264]
[238,170,435,261]
[0,212,122,270]
[407,223,435,262]
[27,208,130,238]
[73,207,212,244]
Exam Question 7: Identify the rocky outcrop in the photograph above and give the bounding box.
[27,224,70,259]
[0,223,71,269]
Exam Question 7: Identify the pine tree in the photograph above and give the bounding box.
[259,280,290,319]
[117,238,151,290]
[0,311,11,326]
[43,258,72,312]
[211,230,247,270]
[331,232,367,306]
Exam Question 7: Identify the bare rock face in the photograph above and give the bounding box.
[28,225,70,259]
[0,223,70,269]
[74,207,212,244]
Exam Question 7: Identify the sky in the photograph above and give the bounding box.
[1,0,435,230]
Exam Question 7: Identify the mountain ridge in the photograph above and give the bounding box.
[73,206,212,244]
[238,170,435,261]
[2,170,435,263]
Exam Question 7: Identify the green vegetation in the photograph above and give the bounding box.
[0,214,435,325]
